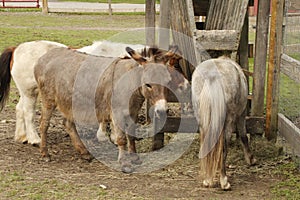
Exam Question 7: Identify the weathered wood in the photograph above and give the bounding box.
[42,0,48,14]
[251,0,271,117]
[108,0,112,16]
[239,8,249,71]
[170,0,198,80]
[278,113,300,156]
[245,116,265,134]
[284,44,300,55]
[159,0,170,49]
[145,0,156,46]
[281,54,300,83]
[156,116,265,134]
[205,0,249,31]
[195,30,240,51]
[266,0,285,141]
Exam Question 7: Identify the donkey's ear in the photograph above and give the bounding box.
[126,47,147,65]
[166,45,182,59]
[163,45,182,66]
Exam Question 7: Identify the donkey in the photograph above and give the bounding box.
[34,46,188,173]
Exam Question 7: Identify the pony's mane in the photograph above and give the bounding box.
[140,47,165,59]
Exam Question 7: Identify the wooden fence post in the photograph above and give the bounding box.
[159,0,171,49]
[251,0,271,117]
[145,0,156,46]
[108,0,112,16]
[265,0,285,141]
[42,0,48,14]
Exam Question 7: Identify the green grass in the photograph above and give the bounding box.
[271,162,300,199]
[0,171,108,199]
[0,27,118,50]
[0,12,145,51]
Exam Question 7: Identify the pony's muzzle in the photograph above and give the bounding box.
[154,99,167,118]
[153,99,167,132]
[177,79,191,96]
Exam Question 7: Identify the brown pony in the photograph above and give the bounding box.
[34,46,189,173]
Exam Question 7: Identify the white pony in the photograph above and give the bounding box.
[0,40,145,145]
[77,40,145,57]
[191,57,256,190]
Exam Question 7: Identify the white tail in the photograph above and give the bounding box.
[192,64,227,183]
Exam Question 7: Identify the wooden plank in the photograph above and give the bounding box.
[284,44,300,55]
[265,0,285,141]
[145,0,156,46]
[245,116,265,134]
[42,0,48,14]
[159,116,265,134]
[205,0,248,31]
[239,9,249,70]
[278,113,300,156]
[159,0,170,49]
[251,0,271,117]
[170,0,198,80]
[195,30,240,50]
[281,54,300,83]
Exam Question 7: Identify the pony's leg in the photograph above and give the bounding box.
[96,122,108,142]
[237,111,256,165]
[64,120,92,161]
[220,136,231,190]
[127,134,142,165]
[113,122,133,173]
[39,103,54,161]
[219,118,234,190]
[199,127,214,188]
[14,97,27,143]
[23,94,41,144]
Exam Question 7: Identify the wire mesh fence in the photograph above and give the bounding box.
[279,0,300,129]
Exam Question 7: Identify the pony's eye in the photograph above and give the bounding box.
[145,84,152,89]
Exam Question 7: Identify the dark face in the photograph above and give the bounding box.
[167,65,190,97]
[141,63,170,117]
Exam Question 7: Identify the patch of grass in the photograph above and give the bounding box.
[0,171,108,199]
[0,8,41,12]
[0,13,147,51]
[0,27,118,50]
[271,162,300,199]
[279,73,300,119]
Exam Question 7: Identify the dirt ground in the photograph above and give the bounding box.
[0,86,298,200]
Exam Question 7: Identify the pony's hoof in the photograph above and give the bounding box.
[81,154,94,162]
[220,176,231,190]
[14,135,28,144]
[203,180,213,188]
[121,163,134,173]
[246,155,257,166]
[28,137,41,145]
[221,182,231,190]
[250,157,257,166]
[96,130,108,142]
[41,155,51,162]
[129,153,142,165]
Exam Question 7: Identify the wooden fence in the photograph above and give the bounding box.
[1,0,39,8]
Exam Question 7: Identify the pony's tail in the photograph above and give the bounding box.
[0,47,15,111]
[198,77,227,181]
